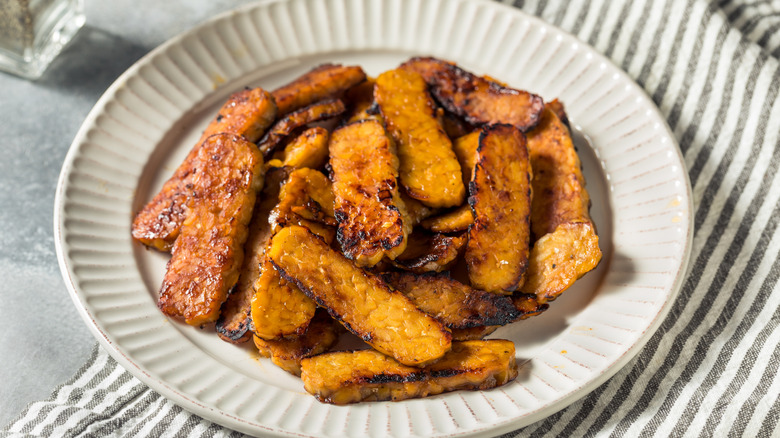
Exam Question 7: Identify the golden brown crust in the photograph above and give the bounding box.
[272,64,367,116]
[381,271,519,329]
[399,191,439,226]
[465,125,532,294]
[329,120,409,266]
[420,204,474,233]
[391,232,466,274]
[280,127,330,170]
[452,131,480,187]
[268,226,452,366]
[253,311,342,376]
[527,105,591,239]
[251,258,318,339]
[215,168,287,343]
[522,222,601,303]
[300,340,517,404]
[375,68,465,208]
[268,167,336,242]
[158,134,264,325]
[258,99,346,158]
[522,104,601,302]
[512,292,549,319]
[401,57,544,132]
[132,88,276,251]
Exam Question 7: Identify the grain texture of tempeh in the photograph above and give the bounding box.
[271,64,366,116]
[132,88,276,251]
[253,311,341,376]
[401,57,544,132]
[257,99,345,158]
[522,105,601,302]
[392,232,466,274]
[329,120,409,267]
[157,134,264,325]
[382,271,519,329]
[215,167,287,343]
[300,340,517,404]
[465,124,532,294]
[375,68,465,208]
[268,226,451,366]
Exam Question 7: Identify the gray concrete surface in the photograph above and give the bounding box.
[0,0,256,426]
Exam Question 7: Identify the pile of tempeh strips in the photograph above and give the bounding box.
[131,58,602,404]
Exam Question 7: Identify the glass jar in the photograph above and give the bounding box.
[0,0,84,79]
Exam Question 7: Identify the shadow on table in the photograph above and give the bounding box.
[36,25,150,97]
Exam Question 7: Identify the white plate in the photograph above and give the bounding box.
[54,0,693,436]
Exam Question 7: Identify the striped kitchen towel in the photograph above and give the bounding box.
[4,0,780,436]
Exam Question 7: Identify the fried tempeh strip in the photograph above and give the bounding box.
[272,64,366,116]
[375,68,465,208]
[401,57,544,132]
[269,167,337,242]
[512,292,549,320]
[252,258,318,340]
[158,134,264,325]
[527,105,592,239]
[253,311,341,376]
[523,223,601,303]
[269,226,451,366]
[279,127,330,169]
[258,99,346,158]
[400,191,438,226]
[420,204,474,233]
[382,272,519,329]
[522,105,601,302]
[215,167,287,343]
[132,88,276,251]
[452,131,479,187]
[329,120,409,266]
[301,340,517,404]
[392,232,466,274]
[466,125,532,294]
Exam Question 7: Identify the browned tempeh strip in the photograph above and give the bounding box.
[268,167,336,242]
[401,57,544,132]
[279,127,330,170]
[132,88,276,251]
[466,124,532,294]
[420,204,474,233]
[522,105,601,302]
[329,120,409,267]
[215,167,287,343]
[158,134,264,325]
[258,99,346,158]
[268,226,451,366]
[375,68,465,208]
[271,64,366,116]
[381,271,519,329]
[253,310,341,376]
[300,340,517,404]
[391,232,466,274]
[251,258,317,340]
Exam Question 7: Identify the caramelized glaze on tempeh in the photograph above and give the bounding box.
[268,226,451,366]
[158,134,264,325]
[132,88,276,251]
[300,340,517,404]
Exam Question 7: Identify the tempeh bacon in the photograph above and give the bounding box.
[300,340,518,404]
[268,225,452,366]
[157,133,264,325]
